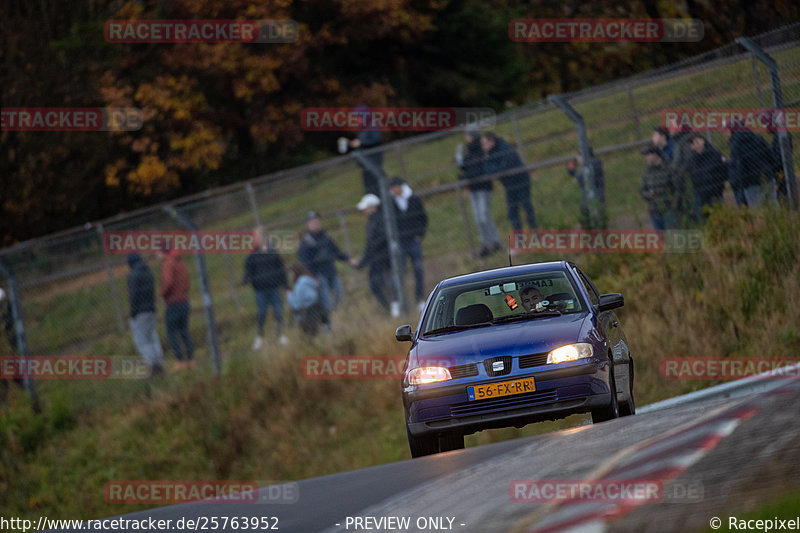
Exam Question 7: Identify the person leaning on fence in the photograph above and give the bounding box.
[722,120,777,208]
[157,245,194,371]
[388,177,428,313]
[126,253,164,377]
[688,134,727,217]
[456,126,500,258]
[640,145,678,231]
[243,226,289,350]
[349,193,399,317]
[286,263,327,337]
[480,131,537,232]
[298,211,349,319]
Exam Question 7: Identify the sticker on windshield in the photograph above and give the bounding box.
[506,294,518,310]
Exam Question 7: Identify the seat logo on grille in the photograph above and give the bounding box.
[492,361,504,372]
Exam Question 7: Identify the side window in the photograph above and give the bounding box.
[575,269,599,306]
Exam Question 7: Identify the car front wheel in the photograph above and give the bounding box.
[591,358,620,423]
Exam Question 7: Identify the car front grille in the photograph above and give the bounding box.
[484,356,513,377]
[518,352,549,369]
[448,363,479,379]
[450,390,558,417]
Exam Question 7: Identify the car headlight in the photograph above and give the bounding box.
[547,343,594,364]
[408,366,452,385]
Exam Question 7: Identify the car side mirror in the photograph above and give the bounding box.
[597,293,624,312]
[395,324,413,342]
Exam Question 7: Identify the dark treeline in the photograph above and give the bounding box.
[2,0,798,245]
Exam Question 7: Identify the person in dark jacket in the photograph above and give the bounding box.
[688,134,727,215]
[243,226,289,350]
[457,127,500,257]
[157,246,194,370]
[722,123,777,207]
[347,105,384,196]
[127,253,164,375]
[349,194,396,315]
[389,177,428,311]
[480,132,536,232]
[640,145,678,231]
[298,211,349,316]
[652,126,674,162]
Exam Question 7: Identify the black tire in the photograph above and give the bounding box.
[619,358,635,417]
[438,432,464,453]
[407,428,439,458]
[591,357,620,423]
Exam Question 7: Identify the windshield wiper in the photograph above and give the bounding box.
[422,322,493,336]
[492,310,562,324]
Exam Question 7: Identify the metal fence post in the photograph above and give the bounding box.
[512,116,527,163]
[626,84,643,140]
[95,223,126,333]
[736,37,798,209]
[548,94,605,228]
[336,211,358,286]
[0,261,41,414]
[162,206,222,377]
[455,180,479,255]
[245,182,262,226]
[351,150,406,314]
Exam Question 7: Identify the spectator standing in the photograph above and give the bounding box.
[286,263,326,336]
[298,211,349,316]
[126,253,164,376]
[243,227,289,350]
[688,134,727,215]
[652,127,674,162]
[388,177,428,312]
[347,105,384,196]
[456,128,500,257]
[349,194,398,316]
[481,132,536,232]
[157,246,194,370]
[723,123,777,207]
[640,145,678,231]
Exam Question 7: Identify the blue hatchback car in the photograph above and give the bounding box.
[395,261,634,457]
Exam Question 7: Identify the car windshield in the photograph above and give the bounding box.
[421,270,584,335]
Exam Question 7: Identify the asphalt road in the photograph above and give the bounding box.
[48,375,800,533]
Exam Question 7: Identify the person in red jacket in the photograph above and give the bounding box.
[157,246,194,370]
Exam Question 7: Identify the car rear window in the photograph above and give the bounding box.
[422,270,584,334]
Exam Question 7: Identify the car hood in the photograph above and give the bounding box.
[411,312,592,367]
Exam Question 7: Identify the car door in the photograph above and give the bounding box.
[572,266,631,401]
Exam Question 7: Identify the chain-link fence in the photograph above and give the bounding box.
[2,23,799,410]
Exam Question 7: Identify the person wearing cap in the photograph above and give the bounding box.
[157,245,194,370]
[349,194,397,314]
[688,134,727,216]
[652,127,674,162]
[388,177,428,312]
[346,105,384,196]
[722,121,777,207]
[298,211,350,317]
[480,132,536,233]
[640,145,678,231]
[457,127,500,257]
[243,226,289,350]
[127,253,164,376]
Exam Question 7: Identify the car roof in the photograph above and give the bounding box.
[437,261,572,288]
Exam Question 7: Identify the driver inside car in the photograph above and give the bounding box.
[519,286,545,312]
